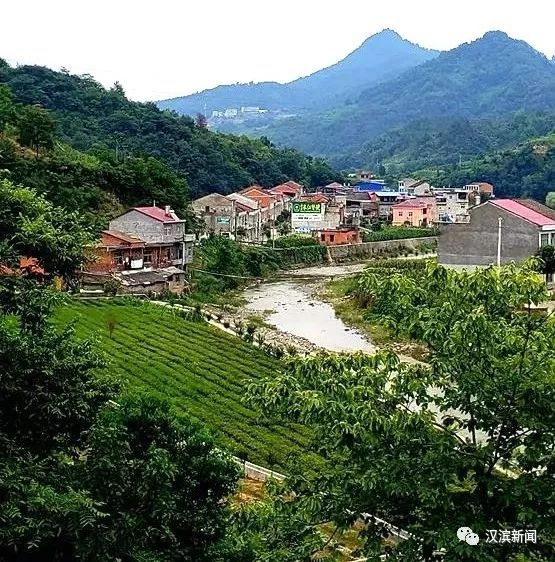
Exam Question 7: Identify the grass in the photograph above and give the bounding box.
[54,299,311,470]
[321,274,428,362]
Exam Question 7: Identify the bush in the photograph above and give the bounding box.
[103,278,121,296]
[361,226,438,243]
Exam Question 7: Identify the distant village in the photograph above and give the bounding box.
[81,170,555,294]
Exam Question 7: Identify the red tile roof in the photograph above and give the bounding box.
[134,206,182,222]
[301,194,329,204]
[489,199,555,227]
[393,200,427,209]
[102,230,145,245]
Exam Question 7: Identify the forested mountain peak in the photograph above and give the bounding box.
[157,30,438,115]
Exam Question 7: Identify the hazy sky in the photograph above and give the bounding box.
[2,0,554,101]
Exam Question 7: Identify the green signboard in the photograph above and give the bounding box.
[216,216,231,224]
[292,202,322,214]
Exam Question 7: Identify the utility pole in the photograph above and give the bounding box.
[497,217,503,267]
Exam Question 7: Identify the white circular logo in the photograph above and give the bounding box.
[457,527,480,545]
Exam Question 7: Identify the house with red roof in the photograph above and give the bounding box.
[392,198,437,227]
[438,198,555,269]
[103,205,194,271]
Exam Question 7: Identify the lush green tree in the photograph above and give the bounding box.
[77,394,240,562]
[536,245,555,275]
[16,104,56,155]
[0,84,15,133]
[248,263,555,561]
[546,192,555,209]
[0,179,94,284]
[0,186,240,561]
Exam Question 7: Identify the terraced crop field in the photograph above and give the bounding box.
[54,299,310,469]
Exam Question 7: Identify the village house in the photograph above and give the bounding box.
[317,227,361,246]
[344,191,379,219]
[392,198,437,227]
[435,189,472,223]
[376,191,404,219]
[88,206,194,275]
[191,193,237,237]
[268,180,304,199]
[227,192,263,242]
[108,205,194,268]
[240,186,286,223]
[290,194,344,234]
[438,199,555,272]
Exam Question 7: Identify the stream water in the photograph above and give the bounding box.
[242,264,375,353]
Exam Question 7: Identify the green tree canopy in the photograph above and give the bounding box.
[248,263,555,561]
[16,104,56,155]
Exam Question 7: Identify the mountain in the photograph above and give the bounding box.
[238,31,555,165]
[157,30,439,115]
[0,61,338,198]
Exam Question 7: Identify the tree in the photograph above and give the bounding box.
[546,192,555,209]
[0,184,240,561]
[195,112,208,128]
[0,179,94,285]
[536,245,555,275]
[17,104,56,156]
[0,85,15,133]
[247,263,555,561]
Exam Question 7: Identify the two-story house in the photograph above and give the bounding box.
[191,193,236,237]
[108,206,194,269]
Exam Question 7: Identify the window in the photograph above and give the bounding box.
[113,251,123,265]
[540,233,550,247]
[329,234,335,242]
[399,211,403,217]
[321,234,326,241]
[164,225,172,236]
[422,208,427,215]
[205,205,210,213]
[408,212,413,217]
[143,251,152,264]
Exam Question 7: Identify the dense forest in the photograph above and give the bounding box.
[0,59,337,199]
[349,112,555,172]
[425,133,555,203]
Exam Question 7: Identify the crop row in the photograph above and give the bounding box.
[54,301,311,468]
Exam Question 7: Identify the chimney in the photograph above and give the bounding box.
[165,205,171,215]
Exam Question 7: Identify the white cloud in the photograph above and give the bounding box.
[1,0,553,101]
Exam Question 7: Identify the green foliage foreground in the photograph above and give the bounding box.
[0,185,241,561]
[247,263,555,561]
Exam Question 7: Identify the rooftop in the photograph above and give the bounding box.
[488,199,555,227]
[134,206,182,222]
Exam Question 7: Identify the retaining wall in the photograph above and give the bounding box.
[327,236,438,262]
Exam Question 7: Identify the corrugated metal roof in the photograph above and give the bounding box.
[489,199,555,227]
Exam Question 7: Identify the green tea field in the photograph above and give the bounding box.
[55,299,309,469]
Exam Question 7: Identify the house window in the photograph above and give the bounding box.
[113,251,123,265]
[540,233,550,247]
[143,251,152,264]
[399,211,403,217]
[205,205,210,213]
[321,234,326,241]
[408,212,413,217]
[165,248,171,260]
[164,225,172,236]
[423,208,427,214]
[329,234,335,242]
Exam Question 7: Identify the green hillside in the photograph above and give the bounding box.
[0,61,337,196]
[54,299,310,470]
[345,112,555,173]
[420,133,555,202]
[243,32,555,164]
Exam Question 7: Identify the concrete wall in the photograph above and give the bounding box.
[327,236,437,262]
[438,204,539,266]
[110,210,184,244]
